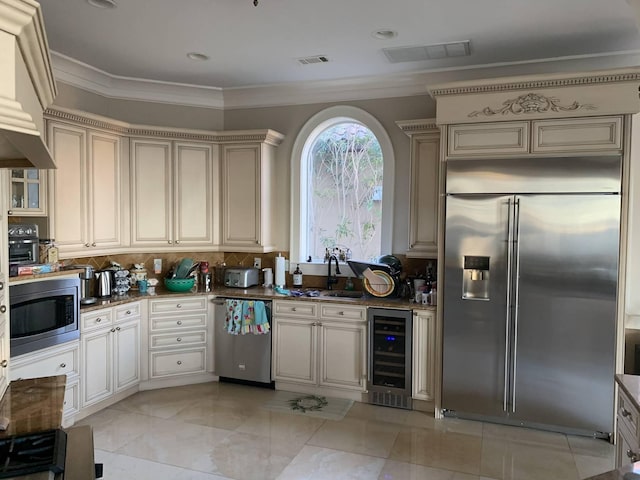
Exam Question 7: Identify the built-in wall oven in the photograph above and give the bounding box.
[368,307,412,409]
[9,278,80,357]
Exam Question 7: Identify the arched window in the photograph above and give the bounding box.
[290,106,394,276]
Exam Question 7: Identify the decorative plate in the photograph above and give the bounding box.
[363,269,395,297]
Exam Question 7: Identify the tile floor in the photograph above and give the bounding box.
[78,381,616,480]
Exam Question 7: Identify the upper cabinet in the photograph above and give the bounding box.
[397,120,441,258]
[8,169,47,216]
[220,131,284,252]
[47,120,126,258]
[130,139,217,249]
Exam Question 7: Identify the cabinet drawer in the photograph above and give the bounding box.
[11,343,79,380]
[619,390,640,440]
[150,330,207,349]
[114,302,141,322]
[448,122,529,157]
[150,313,207,332]
[149,348,206,378]
[149,297,207,315]
[532,117,622,153]
[81,308,113,332]
[320,303,366,321]
[274,300,317,318]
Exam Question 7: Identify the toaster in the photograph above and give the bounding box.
[224,267,260,288]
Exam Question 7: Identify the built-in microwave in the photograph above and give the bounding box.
[9,278,80,357]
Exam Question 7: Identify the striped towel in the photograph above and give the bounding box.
[225,299,270,335]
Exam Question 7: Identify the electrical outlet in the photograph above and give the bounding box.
[253,257,261,269]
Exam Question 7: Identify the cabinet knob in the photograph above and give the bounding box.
[111,328,116,333]
[627,449,639,463]
[177,337,182,342]
[0,281,4,291]
[177,320,182,325]
[168,240,173,244]
[91,242,96,247]
[126,310,131,315]
[175,240,180,244]
[621,408,632,419]
[177,304,182,309]
[0,306,6,314]
[177,360,182,365]
[0,360,7,368]
[317,322,323,326]
[292,307,297,312]
[85,243,90,248]
[7,210,12,216]
[338,311,344,316]
[116,326,121,331]
[96,317,102,323]
[60,363,66,368]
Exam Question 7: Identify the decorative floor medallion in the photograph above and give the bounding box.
[288,394,328,413]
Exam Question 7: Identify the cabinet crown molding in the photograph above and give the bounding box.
[44,107,284,145]
[396,119,439,136]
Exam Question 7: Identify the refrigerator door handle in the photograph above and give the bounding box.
[504,198,513,412]
[511,198,522,413]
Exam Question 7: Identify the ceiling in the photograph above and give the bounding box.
[38,0,640,106]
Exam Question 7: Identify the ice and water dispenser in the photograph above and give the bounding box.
[462,255,490,300]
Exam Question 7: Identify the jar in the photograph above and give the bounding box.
[130,264,148,290]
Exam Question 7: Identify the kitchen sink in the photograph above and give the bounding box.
[319,290,363,299]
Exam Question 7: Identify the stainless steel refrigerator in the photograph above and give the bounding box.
[442,155,621,437]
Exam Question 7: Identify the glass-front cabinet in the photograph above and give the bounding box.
[8,169,46,216]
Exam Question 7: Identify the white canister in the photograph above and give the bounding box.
[275,254,286,288]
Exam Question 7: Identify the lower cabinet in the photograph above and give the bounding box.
[272,300,367,392]
[147,296,209,379]
[81,303,141,408]
[11,340,81,421]
[412,309,436,402]
[616,385,640,467]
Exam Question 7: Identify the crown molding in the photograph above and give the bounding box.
[396,118,439,136]
[51,48,640,110]
[45,105,284,145]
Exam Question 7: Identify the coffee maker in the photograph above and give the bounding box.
[77,265,96,304]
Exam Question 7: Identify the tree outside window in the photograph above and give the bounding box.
[306,122,383,262]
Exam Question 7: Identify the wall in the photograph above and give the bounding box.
[52,83,437,258]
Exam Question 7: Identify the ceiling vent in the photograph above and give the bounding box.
[382,40,471,63]
[297,55,329,65]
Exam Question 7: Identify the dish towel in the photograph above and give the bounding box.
[225,299,270,335]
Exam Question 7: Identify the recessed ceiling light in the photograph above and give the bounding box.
[87,0,117,8]
[372,30,397,40]
[186,52,210,61]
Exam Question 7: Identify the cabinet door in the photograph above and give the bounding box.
[272,317,316,384]
[173,142,215,246]
[130,139,173,246]
[448,122,529,157]
[114,319,140,392]
[532,116,623,153]
[89,131,122,249]
[319,320,366,391]
[408,133,440,258]
[0,318,8,399]
[48,122,88,253]
[221,144,261,248]
[8,168,46,216]
[412,310,436,401]
[81,327,113,407]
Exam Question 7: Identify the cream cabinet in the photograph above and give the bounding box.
[11,341,81,420]
[47,121,125,258]
[616,384,640,467]
[147,296,210,379]
[447,116,623,158]
[81,303,140,408]
[130,139,216,249]
[7,169,46,216]
[220,140,279,252]
[412,309,436,402]
[272,300,367,392]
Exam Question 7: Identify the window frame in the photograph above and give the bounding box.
[290,106,395,277]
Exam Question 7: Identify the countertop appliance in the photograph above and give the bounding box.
[213,298,272,385]
[367,308,412,409]
[94,270,113,298]
[63,264,96,305]
[8,223,39,276]
[442,155,621,438]
[224,267,260,288]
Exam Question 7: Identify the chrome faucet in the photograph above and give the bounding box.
[327,254,341,290]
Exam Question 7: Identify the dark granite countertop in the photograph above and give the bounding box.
[80,285,437,313]
[585,461,640,479]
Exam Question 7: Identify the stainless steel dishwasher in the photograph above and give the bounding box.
[213,298,273,385]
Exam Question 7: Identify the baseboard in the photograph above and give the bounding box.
[139,373,217,391]
[274,381,366,402]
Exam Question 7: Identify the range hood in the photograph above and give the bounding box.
[0,0,58,169]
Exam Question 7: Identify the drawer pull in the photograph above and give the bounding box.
[85,243,90,248]
[318,322,323,326]
[91,242,96,247]
[177,320,183,325]
[627,449,639,463]
[338,311,344,316]
[126,310,131,315]
[60,363,66,368]
[292,307,297,312]
[116,326,121,331]
[0,360,7,368]
[177,337,182,342]
[177,360,182,365]
[621,407,632,419]
[0,306,6,314]
[111,328,116,333]
[0,281,4,290]
[96,318,102,323]
[177,304,182,309]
